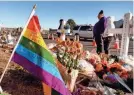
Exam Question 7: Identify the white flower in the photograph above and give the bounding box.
[85,51,91,59]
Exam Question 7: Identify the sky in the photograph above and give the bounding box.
[0,1,133,29]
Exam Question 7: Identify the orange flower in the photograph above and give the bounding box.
[66,40,71,46]
[60,41,66,46]
[69,41,74,47]
[95,63,103,72]
[55,38,62,44]
[120,70,128,79]
[109,63,122,69]
[70,47,75,53]
[75,41,83,49]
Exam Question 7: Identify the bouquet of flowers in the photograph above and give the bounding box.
[52,38,84,70]
[93,55,129,82]
[50,38,86,92]
[91,54,133,93]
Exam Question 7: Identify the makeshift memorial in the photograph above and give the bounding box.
[47,38,134,94]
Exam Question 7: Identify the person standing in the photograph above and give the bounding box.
[57,19,64,38]
[103,16,115,54]
[57,19,66,41]
[93,10,106,54]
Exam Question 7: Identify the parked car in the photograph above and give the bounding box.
[73,25,93,39]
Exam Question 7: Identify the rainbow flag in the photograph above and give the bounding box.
[12,15,71,95]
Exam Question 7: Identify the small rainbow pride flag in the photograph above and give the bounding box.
[12,15,71,95]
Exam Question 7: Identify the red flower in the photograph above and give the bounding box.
[89,58,96,64]
[120,70,128,79]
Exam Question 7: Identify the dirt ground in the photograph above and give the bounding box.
[0,48,44,95]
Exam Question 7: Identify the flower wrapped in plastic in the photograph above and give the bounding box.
[54,39,85,70]
[85,51,101,66]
